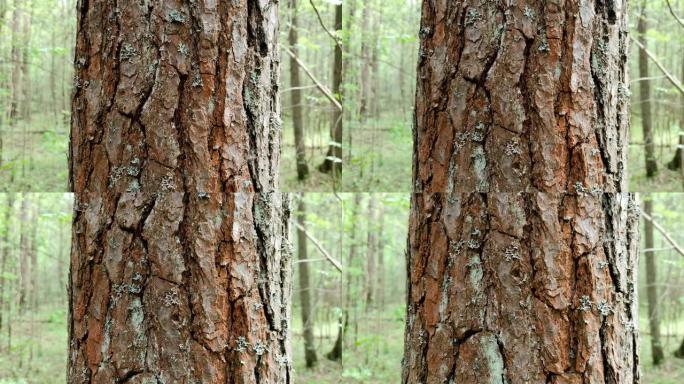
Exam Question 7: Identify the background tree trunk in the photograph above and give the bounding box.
[18,194,28,314]
[358,0,371,121]
[69,1,291,382]
[364,195,376,312]
[318,3,343,176]
[288,0,309,180]
[644,197,664,365]
[376,204,385,308]
[0,194,13,334]
[296,196,317,367]
[638,5,658,178]
[405,1,639,382]
[9,0,23,125]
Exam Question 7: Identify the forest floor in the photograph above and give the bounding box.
[0,306,67,384]
[0,119,68,192]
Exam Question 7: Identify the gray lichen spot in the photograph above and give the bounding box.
[578,295,593,312]
[503,245,520,261]
[471,146,489,191]
[481,334,505,384]
[597,302,612,316]
[504,139,522,156]
[167,10,186,23]
[235,336,249,353]
[465,9,481,26]
[253,341,268,356]
[177,42,190,57]
[523,6,535,19]
[163,290,180,307]
[120,43,138,62]
[192,71,203,88]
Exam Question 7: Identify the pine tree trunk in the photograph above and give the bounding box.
[68,1,291,383]
[376,203,385,308]
[637,6,657,178]
[18,194,29,314]
[413,0,630,194]
[296,197,317,367]
[643,197,664,365]
[405,1,639,382]
[288,0,309,180]
[9,0,23,125]
[358,0,371,121]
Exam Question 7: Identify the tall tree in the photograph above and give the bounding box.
[376,203,385,308]
[364,195,376,311]
[0,194,14,332]
[18,194,29,314]
[358,0,371,121]
[404,1,639,382]
[69,1,291,383]
[296,196,317,367]
[643,196,664,365]
[638,4,657,178]
[318,2,344,176]
[9,0,23,125]
[288,0,309,180]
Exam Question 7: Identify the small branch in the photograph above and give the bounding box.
[641,211,684,258]
[630,35,684,95]
[293,221,343,273]
[308,0,343,49]
[282,45,343,111]
[666,0,684,28]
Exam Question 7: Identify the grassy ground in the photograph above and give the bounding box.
[0,307,67,384]
[639,308,684,383]
[628,118,684,191]
[0,118,68,192]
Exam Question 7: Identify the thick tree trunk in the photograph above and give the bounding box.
[364,195,377,311]
[413,0,630,194]
[643,197,664,365]
[318,4,344,176]
[296,197,317,367]
[288,0,309,180]
[69,1,291,383]
[637,6,657,178]
[405,1,639,382]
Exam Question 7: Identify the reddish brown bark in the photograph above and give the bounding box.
[403,192,640,383]
[69,1,291,383]
[405,1,639,382]
[413,0,630,194]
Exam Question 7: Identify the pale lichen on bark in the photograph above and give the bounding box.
[403,192,640,383]
[413,0,630,194]
[69,0,290,383]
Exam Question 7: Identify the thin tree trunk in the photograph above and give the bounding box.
[9,0,23,125]
[345,194,362,348]
[296,196,317,367]
[667,40,684,172]
[318,3,343,176]
[405,1,638,382]
[376,203,385,308]
[364,195,376,312]
[29,198,39,311]
[358,0,371,121]
[638,5,658,178]
[18,194,29,314]
[288,0,309,180]
[0,194,14,334]
[20,1,32,121]
[644,197,664,365]
[69,1,291,382]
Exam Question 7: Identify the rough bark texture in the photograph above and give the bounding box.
[643,198,663,365]
[637,7,657,178]
[296,197,317,367]
[413,0,630,194]
[365,195,377,311]
[69,1,292,383]
[403,192,640,383]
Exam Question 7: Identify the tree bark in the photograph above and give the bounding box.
[667,40,684,172]
[69,1,291,383]
[405,1,639,382]
[637,5,657,178]
[296,196,317,367]
[643,197,664,365]
[9,0,23,125]
[376,203,385,308]
[318,3,344,176]
[413,0,630,194]
[358,0,371,121]
[288,0,309,180]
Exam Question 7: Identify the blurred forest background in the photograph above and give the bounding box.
[0,0,75,191]
[0,0,682,192]
[0,193,72,383]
